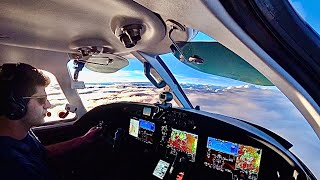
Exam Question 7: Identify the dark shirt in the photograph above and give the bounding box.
[0,132,58,180]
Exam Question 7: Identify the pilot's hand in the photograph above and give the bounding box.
[81,126,103,144]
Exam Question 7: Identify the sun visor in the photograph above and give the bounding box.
[84,54,129,73]
[171,42,273,86]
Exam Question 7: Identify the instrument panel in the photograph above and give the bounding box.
[75,102,308,180]
[127,117,262,180]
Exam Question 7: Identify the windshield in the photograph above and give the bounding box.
[162,31,320,176]
[67,58,174,111]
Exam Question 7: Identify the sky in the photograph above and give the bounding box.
[289,0,320,35]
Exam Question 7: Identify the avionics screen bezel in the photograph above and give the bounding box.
[204,137,262,179]
[167,128,198,162]
[129,118,155,144]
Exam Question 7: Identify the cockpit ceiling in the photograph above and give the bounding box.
[0,0,195,56]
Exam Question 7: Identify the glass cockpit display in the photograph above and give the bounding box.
[129,118,155,144]
[167,128,198,162]
[204,137,262,180]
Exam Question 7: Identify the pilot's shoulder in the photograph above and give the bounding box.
[0,136,29,160]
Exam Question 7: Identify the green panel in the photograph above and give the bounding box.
[173,42,273,86]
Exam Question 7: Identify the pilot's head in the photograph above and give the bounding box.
[0,63,51,127]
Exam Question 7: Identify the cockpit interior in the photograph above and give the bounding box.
[0,0,319,179]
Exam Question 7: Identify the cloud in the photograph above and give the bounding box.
[72,69,149,83]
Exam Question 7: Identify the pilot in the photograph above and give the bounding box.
[0,63,102,180]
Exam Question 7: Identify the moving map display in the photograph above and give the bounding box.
[129,118,155,144]
[167,128,198,162]
[204,137,262,180]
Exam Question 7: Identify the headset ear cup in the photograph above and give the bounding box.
[6,96,27,120]
[1,63,29,120]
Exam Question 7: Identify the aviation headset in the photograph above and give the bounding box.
[0,63,33,120]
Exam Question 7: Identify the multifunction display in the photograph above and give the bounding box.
[129,118,155,144]
[204,137,262,180]
[167,128,198,162]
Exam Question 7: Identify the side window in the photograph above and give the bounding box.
[41,70,75,122]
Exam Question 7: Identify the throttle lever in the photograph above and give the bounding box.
[97,121,109,138]
[113,128,125,152]
[96,121,115,149]
[97,121,104,128]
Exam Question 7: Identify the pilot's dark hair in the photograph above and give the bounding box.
[0,63,50,118]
